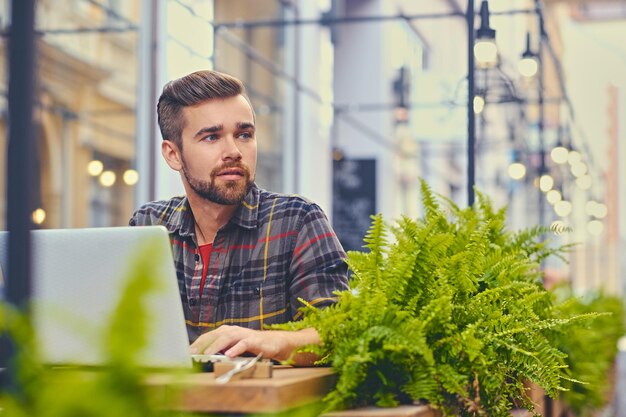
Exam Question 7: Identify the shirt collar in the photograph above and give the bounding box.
[230,183,260,229]
[165,196,196,238]
[169,184,261,236]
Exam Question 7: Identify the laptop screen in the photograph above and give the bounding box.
[0,226,192,368]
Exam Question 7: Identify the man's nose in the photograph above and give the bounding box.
[222,136,242,161]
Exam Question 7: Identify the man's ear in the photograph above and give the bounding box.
[162,139,183,171]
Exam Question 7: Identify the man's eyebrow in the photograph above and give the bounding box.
[237,122,255,130]
[194,124,223,138]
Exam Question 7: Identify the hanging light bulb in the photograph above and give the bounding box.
[546,189,562,205]
[508,162,526,180]
[554,200,572,217]
[550,146,568,164]
[539,174,554,192]
[518,32,538,77]
[32,208,46,225]
[584,200,608,218]
[567,150,582,165]
[475,41,498,68]
[570,162,587,178]
[576,175,592,190]
[473,95,486,114]
[518,55,538,78]
[99,170,116,187]
[474,1,498,68]
[594,203,608,219]
[585,200,598,216]
[87,159,104,177]
[587,220,604,236]
[123,169,139,186]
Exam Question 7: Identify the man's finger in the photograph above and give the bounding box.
[202,334,236,355]
[189,330,219,354]
[224,339,250,358]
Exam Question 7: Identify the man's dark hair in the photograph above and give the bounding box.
[157,70,250,148]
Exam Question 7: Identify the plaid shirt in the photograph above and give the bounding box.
[129,184,349,343]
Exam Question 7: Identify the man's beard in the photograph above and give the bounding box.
[182,159,254,205]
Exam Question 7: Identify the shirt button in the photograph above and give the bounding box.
[253,287,261,296]
[189,298,198,306]
[194,254,200,262]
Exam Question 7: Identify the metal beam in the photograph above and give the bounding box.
[5,0,36,310]
[490,8,536,16]
[213,11,464,30]
[332,96,563,112]
[35,26,138,35]
[2,0,37,391]
[467,0,476,207]
[536,0,547,228]
[0,25,138,37]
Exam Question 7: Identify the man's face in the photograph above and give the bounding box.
[178,95,257,205]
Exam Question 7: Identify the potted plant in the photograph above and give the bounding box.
[278,181,605,417]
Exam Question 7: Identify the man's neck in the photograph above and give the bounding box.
[186,193,238,246]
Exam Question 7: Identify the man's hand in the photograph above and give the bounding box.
[189,325,320,365]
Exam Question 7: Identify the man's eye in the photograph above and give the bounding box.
[202,134,218,141]
[238,132,253,139]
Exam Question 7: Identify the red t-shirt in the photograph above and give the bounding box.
[198,243,213,300]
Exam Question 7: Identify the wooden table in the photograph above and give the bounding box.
[146,366,439,416]
[146,366,336,414]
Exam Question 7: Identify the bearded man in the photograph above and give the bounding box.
[130,70,349,365]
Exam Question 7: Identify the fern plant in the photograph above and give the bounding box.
[551,287,625,416]
[278,180,598,416]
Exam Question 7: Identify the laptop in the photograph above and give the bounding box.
[0,226,193,369]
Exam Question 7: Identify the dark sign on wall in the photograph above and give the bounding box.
[332,158,377,253]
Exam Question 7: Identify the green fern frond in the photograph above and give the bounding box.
[475,188,497,217]
[419,179,450,230]
[362,213,388,261]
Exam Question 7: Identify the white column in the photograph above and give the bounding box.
[294,2,334,214]
[136,0,217,205]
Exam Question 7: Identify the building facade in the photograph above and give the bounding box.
[0,0,140,229]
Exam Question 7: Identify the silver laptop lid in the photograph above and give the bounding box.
[0,226,191,368]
